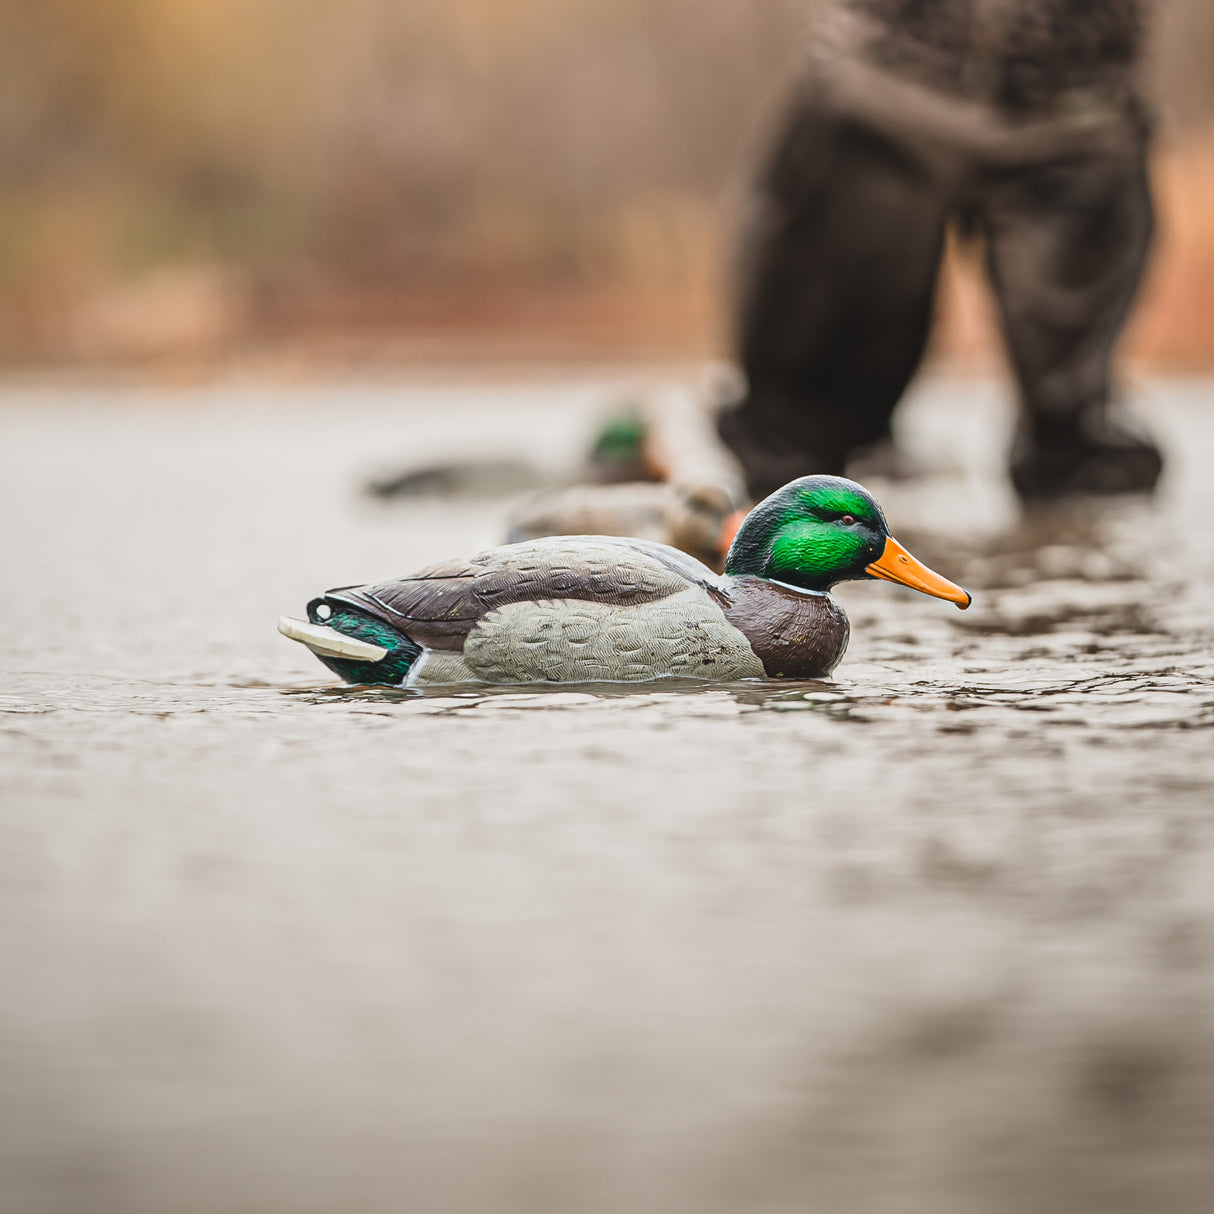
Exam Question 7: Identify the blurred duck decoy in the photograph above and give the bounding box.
[506,392,751,570]
[506,481,743,573]
[365,407,661,501]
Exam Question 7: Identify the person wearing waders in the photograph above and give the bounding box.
[716,0,1164,500]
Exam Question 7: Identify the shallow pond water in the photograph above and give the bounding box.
[2,372,1213,1213]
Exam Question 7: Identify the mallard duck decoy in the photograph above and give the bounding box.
[278,475,970,687]
[506,481,740,572]
[504,395,751,571]
[364,406,663,501]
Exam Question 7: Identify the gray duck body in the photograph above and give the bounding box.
[322,535,849,687]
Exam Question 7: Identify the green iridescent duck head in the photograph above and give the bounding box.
[587,410,665,483]
[725,475,971,606]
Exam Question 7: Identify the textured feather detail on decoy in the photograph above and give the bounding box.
[462,591,763,684]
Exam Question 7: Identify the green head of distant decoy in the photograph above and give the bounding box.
[725,475,971,606]
[588,410,665,483]
[591,413,647,463]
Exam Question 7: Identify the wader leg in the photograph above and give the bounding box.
[720,86,950,501]
[981,132,1162,497]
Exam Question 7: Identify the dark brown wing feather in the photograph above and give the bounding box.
[325,536,721,652]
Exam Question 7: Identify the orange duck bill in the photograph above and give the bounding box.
[866,537,972,609]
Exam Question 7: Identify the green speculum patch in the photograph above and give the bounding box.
[306,599,420,686]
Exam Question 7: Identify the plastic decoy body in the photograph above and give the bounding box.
[279,476,970,687]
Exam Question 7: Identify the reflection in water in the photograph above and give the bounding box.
[1,377,1213,1214]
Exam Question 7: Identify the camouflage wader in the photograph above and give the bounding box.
[719,0,1163,499]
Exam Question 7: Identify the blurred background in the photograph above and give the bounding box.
[2,0,1212,371]
[5,8,1214,1214]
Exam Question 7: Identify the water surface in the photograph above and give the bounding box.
[2,373,1213,1213]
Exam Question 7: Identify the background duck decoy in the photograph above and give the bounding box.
[368,394,752,570]
[280,475,970,688]
[365,405,664,501]
[505,481,740,573]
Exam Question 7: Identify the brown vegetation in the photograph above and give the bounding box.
[0,1,1211,368]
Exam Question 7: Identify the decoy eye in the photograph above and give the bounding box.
[840,514,856,525]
